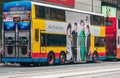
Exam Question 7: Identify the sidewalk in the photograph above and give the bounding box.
[0,63,20,67]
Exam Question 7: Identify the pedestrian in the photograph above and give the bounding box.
[71,22,78,62]
[78,20,86,61]
[66,23,72,61]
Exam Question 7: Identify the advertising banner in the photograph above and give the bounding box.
[42,0,75,7]
[102,6,116,17]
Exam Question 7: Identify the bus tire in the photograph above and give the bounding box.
[93,52,98,63]
[59,52,66,65]
[47,52,55,65]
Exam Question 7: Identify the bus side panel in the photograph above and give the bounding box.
[99,26,106,60]
[32,19,45,59]
[106,17,116,59]
[31,19,66,63]
[90,25,106,61]
[90,36,106,61]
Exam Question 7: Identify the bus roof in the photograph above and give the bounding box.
[3,1,103,16]
[32,1,103,16]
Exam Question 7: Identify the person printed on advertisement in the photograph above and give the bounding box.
[66,23,72,61]
[71,22,77,62]
[86,25,91,60]
[78,20,86,61]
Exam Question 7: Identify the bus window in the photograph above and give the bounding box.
[104,18,113,26]
[57,35,66,46]
[105,21,112,26]
[35,6,45,19]
[35,29,39,42]
[50,8,65,21]
[91,15,104,26]
[50,8,56,20]
[35,5,65,21]
[46,34,66,46]
[41,33,46,46]
[95,37,105,47]
[46,34,57,46]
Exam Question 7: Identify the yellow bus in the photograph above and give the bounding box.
[2,1,106,66]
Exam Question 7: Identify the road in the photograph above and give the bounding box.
[0,61,120,78]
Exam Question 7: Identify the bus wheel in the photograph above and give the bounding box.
[93,52,98,63]
[59,52,66,65]
[47,52,55,65]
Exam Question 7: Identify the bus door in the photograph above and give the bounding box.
[18,22,31,57]
[4,22,16,57]
[40,31,46,54]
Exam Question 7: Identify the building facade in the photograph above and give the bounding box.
[101,0,118,18]
[75,0,101,13]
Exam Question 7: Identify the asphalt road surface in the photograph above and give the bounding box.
[0,61,120,78]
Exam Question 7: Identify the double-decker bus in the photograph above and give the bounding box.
[2,1,106,66]
[105,17,120,60]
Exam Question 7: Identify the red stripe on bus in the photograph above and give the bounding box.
[90,52,106,56]
[32,52,60,58]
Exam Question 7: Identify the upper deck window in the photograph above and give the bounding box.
[91,15,104,26]
[104,17,113,26]
[35,6,45,19]
[50,8,65,21]
[35,5,65,21]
